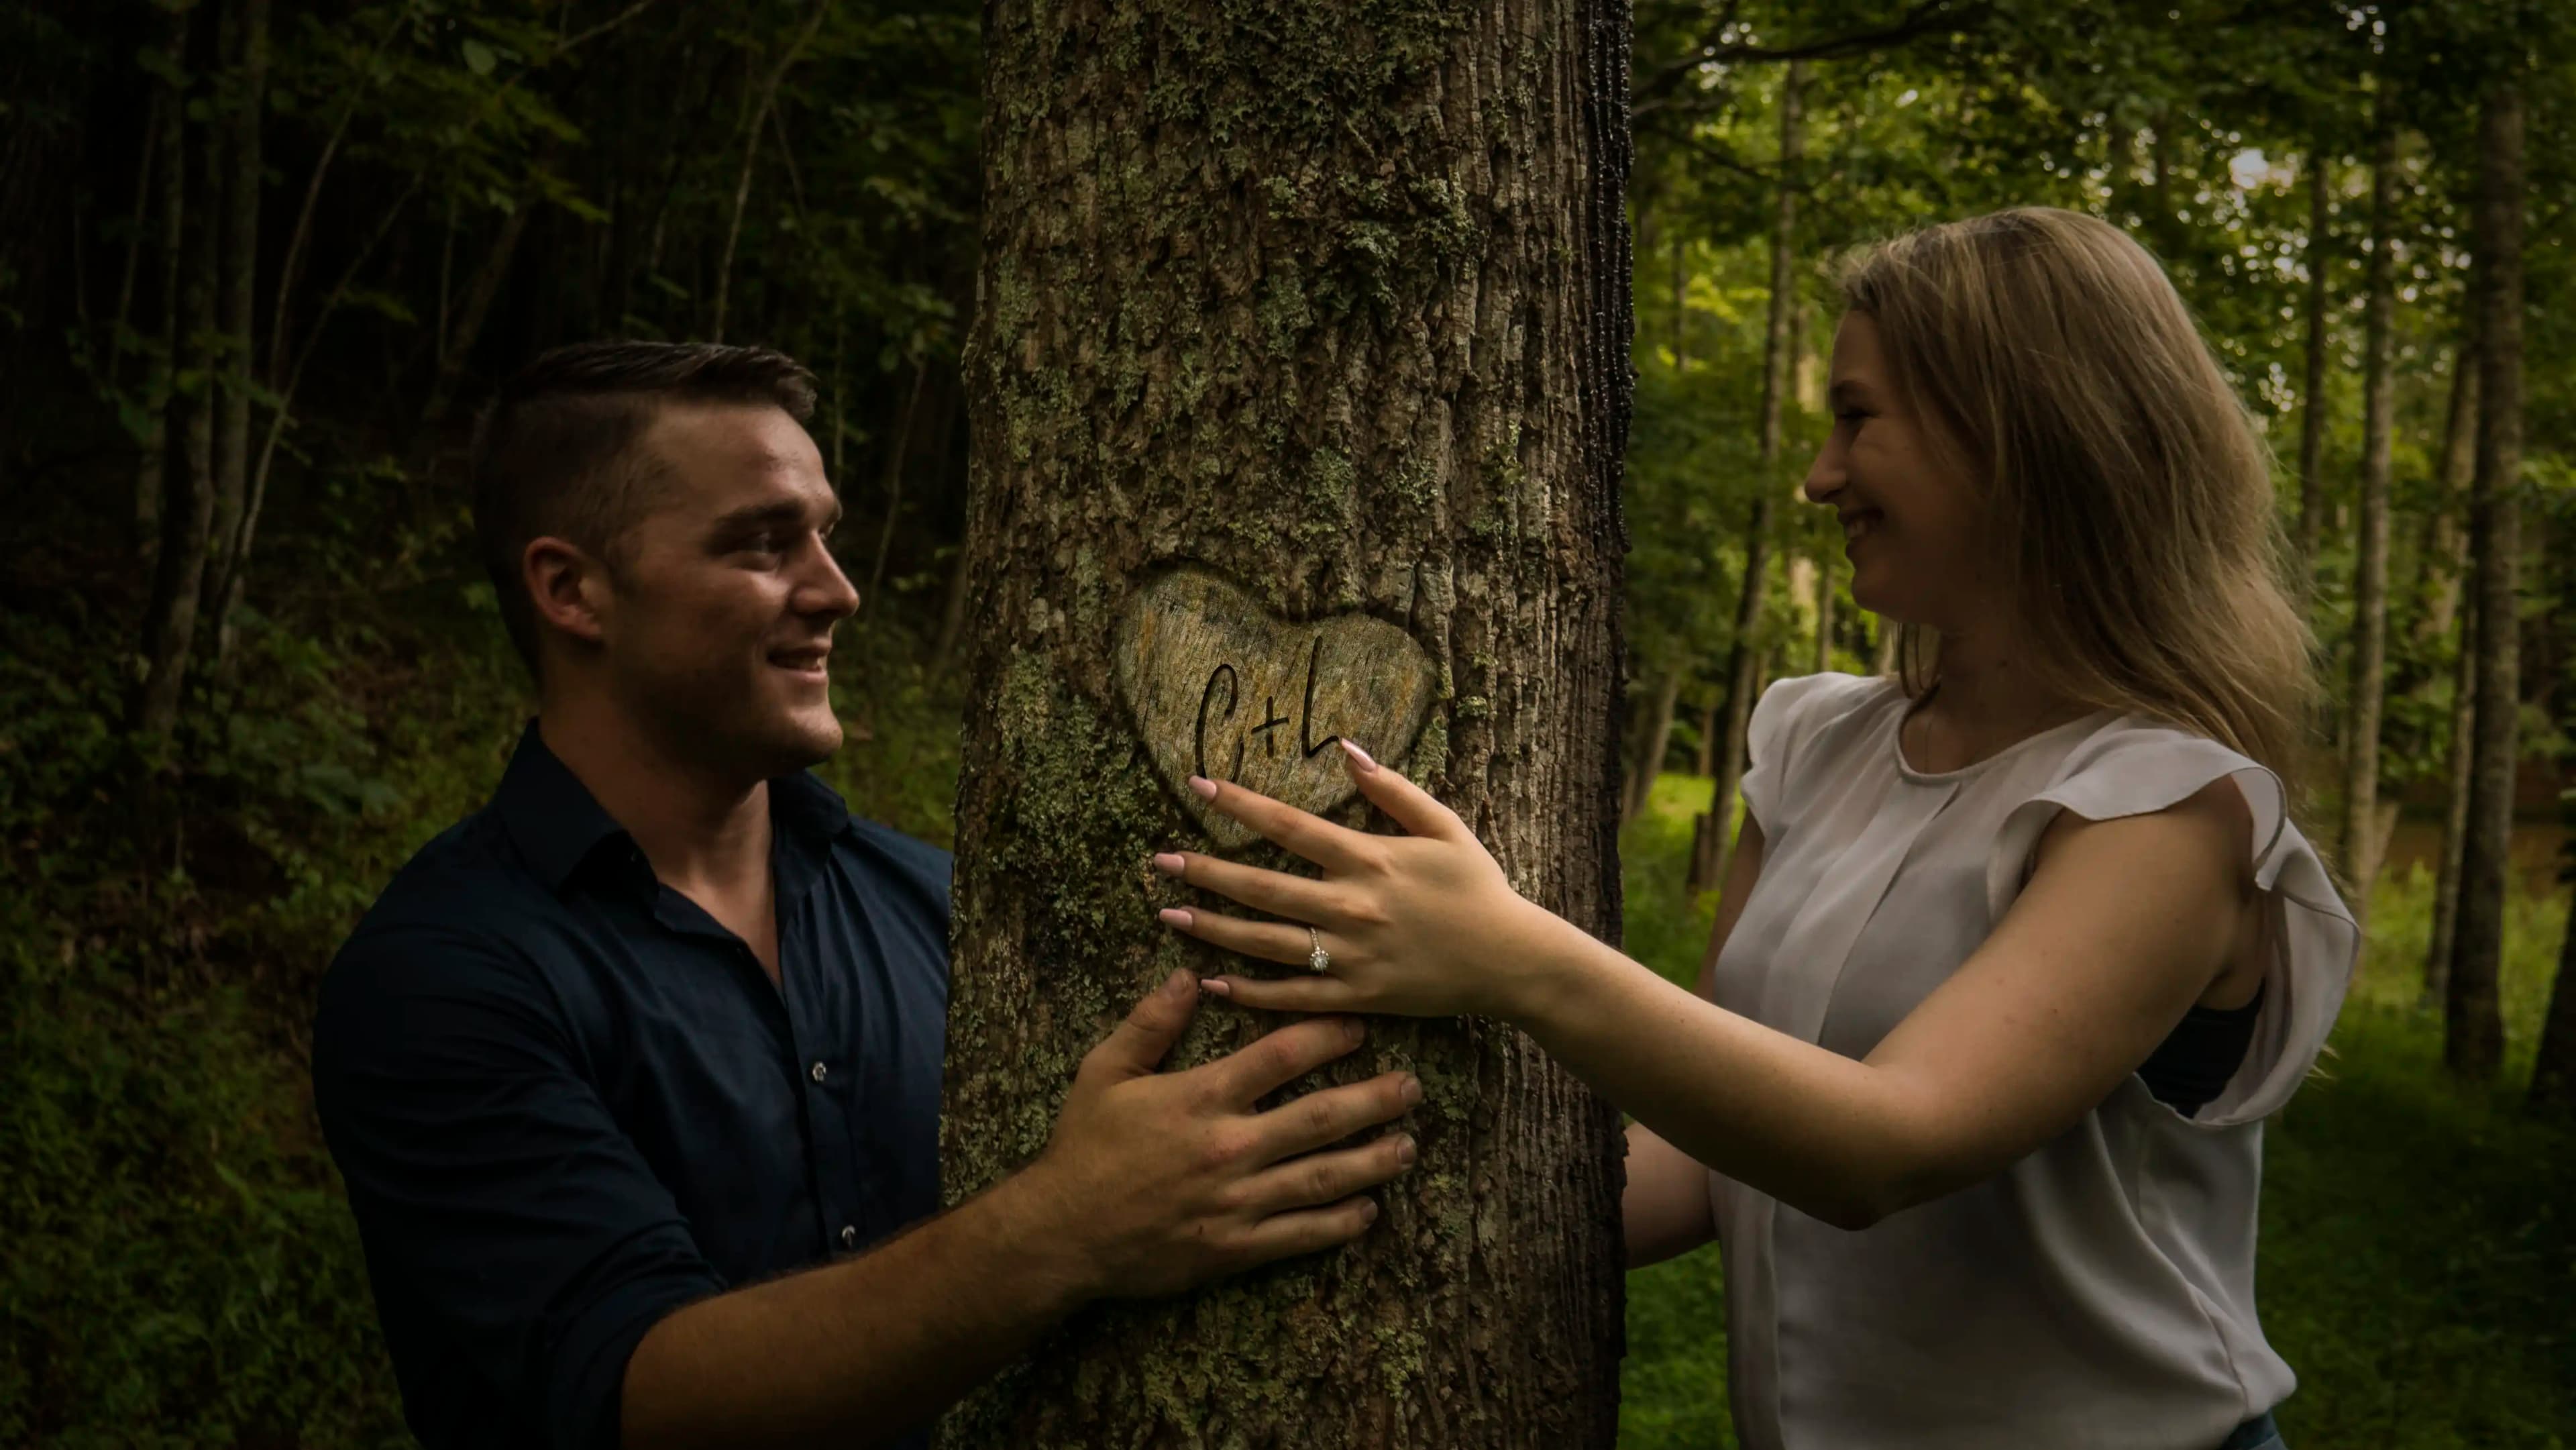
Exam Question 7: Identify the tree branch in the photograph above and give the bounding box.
[1633,0,1986,116]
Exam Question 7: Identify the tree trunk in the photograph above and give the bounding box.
[1689,690,1718,778]
[2294,148,2331,600]
[709,0,827,346]
[1625,667,1684,823]
[2339,117,2396,913]
[1811,553,1834,676]
[203,0,268,660]
[2424,587,2475,1010]
[134,4,192,561]
[136,48,225,742]
[938,0,1632,1442]
[417,196,538,439]
[927,393,974,675]
[862,356,930,619]
[2530,859,2576,1107]
[2414,328,2477,650]
[1688,59,1800,896]
[2446,74,2523,1084]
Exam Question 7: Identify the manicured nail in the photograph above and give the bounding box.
[1159,907,1193,929]
[1399,1074,1423,1107]
[1151,852,1186,876]
[1187,775,1218,800]
[1339,738,1377,774]
[1358,1200,1381,1223]
[1200,976,1234,998]
[1395,1135,1417,1167]
[1344,1018,1367,1046]
[1162,969,1192,999]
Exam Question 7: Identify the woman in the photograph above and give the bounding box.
[1150,207,2357,1449]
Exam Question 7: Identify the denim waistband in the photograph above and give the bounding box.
[2218,1410,2282,1450]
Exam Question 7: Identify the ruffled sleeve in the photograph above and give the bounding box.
[1982,723,2360,1127]
[1739,672,1894,839]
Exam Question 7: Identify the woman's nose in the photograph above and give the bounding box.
[1803,440,1845,504]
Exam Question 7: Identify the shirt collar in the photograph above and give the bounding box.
[494,721,634,893]
[494,721,857,896]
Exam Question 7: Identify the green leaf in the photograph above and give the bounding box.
[460,38,496,76]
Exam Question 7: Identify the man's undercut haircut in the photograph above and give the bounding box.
[470,340,819,677]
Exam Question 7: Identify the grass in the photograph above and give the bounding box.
[1613,773,2576,1449]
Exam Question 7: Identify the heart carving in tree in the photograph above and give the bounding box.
[1112,570,1440,851]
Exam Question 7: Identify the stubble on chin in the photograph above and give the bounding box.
[627,660,841,784]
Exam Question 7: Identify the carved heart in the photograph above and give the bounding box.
[1113,570,1439,851]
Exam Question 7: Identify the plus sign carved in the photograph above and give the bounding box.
[1112,570,1439,851]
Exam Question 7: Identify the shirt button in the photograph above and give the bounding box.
[840,1225,859,1250]
[809,1061,828,1084]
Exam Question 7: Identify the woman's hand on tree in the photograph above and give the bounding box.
[1152,741,1586,1021]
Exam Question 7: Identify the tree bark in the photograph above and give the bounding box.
[1687,59,1799,896]
[1689,689,1718,778]
[2294,147,2331,601]
[2339,117,2396,913]
[2446,74,2523,1084]
[938,0,1632,1441]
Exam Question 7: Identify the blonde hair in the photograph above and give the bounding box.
[1837,206,2320,790]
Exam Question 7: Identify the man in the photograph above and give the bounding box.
[311,341,1421,1450]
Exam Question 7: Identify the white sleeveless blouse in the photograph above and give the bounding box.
[1706,673,2357,1450]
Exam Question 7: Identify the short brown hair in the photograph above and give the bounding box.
[470,340,818,675]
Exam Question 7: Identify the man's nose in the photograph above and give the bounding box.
[800,538,862,619]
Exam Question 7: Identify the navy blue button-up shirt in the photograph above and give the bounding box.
[313,725,949,1450]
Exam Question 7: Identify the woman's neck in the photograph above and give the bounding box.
[1908,626,2089,772]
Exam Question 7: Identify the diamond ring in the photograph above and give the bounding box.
[1307,926,1331,976]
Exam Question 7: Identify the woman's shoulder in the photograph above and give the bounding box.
[1740,674,1905,837]
[1753,671,1904,741]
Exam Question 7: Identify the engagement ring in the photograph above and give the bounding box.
[1307,926,1330,975]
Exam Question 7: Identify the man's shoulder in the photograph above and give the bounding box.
[830,813,956,917]
[320,806,564,1017]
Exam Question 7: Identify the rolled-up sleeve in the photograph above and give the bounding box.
[313,926,724,1450]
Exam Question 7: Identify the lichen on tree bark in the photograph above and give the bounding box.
[938,0,1634,1443]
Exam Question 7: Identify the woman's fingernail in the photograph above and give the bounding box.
[1151,852,1186,876]
[1400,1074,1423,1107]
[1159,907,1193,929]
[1339,739,1378,774]
[1358,1200,1381,1224]
[1187,775,1219,800]
[1201,976,1234,998]
[1163,969,1193,999]
[1395,1135,1417,1167]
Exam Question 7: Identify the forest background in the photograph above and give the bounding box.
[1,0,2572,1445]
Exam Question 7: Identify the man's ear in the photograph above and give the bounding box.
[524,536,612,652]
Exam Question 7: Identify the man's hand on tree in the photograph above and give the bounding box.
[1021,968,1420,1300]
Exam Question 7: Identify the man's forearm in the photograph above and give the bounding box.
[621,1166,1094,1449]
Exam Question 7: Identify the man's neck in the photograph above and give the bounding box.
[538,691,773,898]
